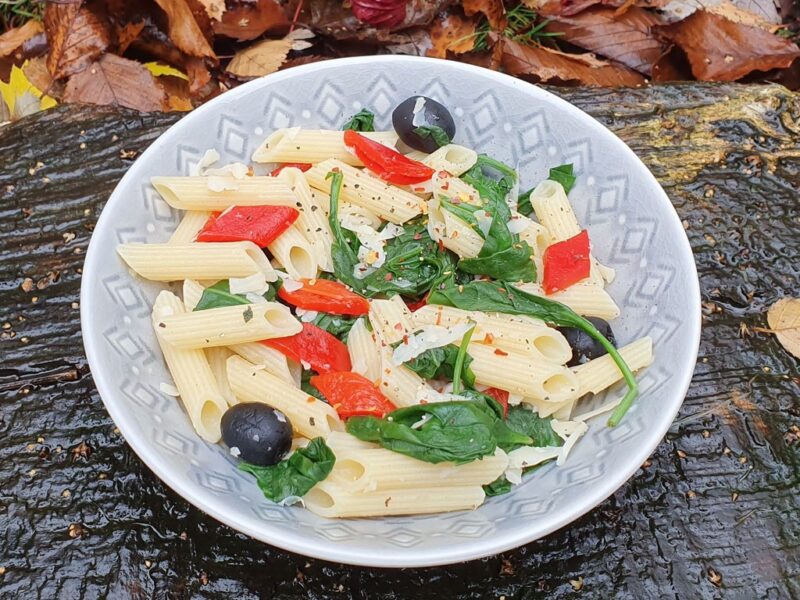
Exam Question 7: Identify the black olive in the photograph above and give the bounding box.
[221,403,293,466]
[559,317,617,367]
[392,96,456,153]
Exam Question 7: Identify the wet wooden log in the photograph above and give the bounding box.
[0,84,798,597]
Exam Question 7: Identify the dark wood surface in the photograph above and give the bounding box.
[1,84,798,599]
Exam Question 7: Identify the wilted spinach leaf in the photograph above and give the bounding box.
[193,279,278,311]
[342,108,375,132]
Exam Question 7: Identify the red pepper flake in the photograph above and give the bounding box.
[437,239,445,252]
[413,232,422,240]
[494,348,509,356]
[393,322,404,331]
[384,273,393,281]
[483,333,494,344]
[402,334,409,344]
[307,396,316,403]
[441,181,449,191]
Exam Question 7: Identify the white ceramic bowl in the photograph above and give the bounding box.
[81,56,701,567]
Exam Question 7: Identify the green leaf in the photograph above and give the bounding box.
[428,280,638,424]
[311,313,357,342]
[517,188,534,217]
[402,344,476,388]
[483,475,512,497]
[413,125,451,148]
[239,438,335,503]
[301,370,327,402]
[193,279,278,311]
[342,108,375,132]
[549,163,576,193]
[504,405,563,451]
[346,396,531,464]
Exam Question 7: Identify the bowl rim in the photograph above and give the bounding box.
[81,55,702,568]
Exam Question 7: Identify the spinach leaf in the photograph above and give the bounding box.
[451,324,475,395]
[413,125,450,148]
[402,345,476,388]
[301,370,327,402]
[454,155,536,282]
[342,108,375,132]
[548,163,576,193]
[239,437,335,503]
[517,188,534,217]
[328,171,459,298]
[346,396,531,464]
[311,313,357,342]
[193,279,278,311]
[505,405,563,451]
[427,279,638,426]
[483,475,512,497]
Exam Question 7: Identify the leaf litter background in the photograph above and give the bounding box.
[0,0,798,120]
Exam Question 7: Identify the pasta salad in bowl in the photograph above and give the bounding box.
[81,56,700,566]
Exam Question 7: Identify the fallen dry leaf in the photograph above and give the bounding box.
[650,44,692,80]
[501,37,646,86]
[22,57,58,99]
[184,57,214,96]
[0,20,44,59]
[44,1,111,79]
[386,27,432,55]
[660,0,780,24]
[226,38,292,77]
[197,0,226,21]
[427,14,476,58]
[463,0,507,29]
[0,64,57,120]
[546,7,666,74]
[657,11,800,81]
[765,298,800,359]
[64,54,166,111]
[212,0,289,41]
[526,0,668,17]
[153,0,216,58]
[116,21,145,55]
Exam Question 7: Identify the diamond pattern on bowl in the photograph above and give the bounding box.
[82,58,699,563]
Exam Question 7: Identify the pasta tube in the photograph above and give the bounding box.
[266,224,318,279]
[252,128,398,166]
[151,176,294,211]
[169,210,211,244]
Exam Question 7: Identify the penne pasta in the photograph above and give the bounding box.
[346,318,381,383]
[117,241,276,283]
[266,224,318,279]
[227,342,300,386]
[151,291,227,442]
[422,144,478,176]
[278,167,334,272]
[305,159,423,224]
[516,282,621,320]
[378,349,427,408]
[151,176,294,211]
[169,210,211,244]
[155,302,301,349]
[252,128,398,166]
[572,336,653,396]
[227,355,342,439]
[368,296,415,345]
[304,481,486,518]
[182,279,206,312]
[328,447,508,492]
[205,347,237,406]
[325,431,381,452]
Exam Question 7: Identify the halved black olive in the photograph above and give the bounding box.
[221,403,293,466]
[559,317,617,367]
[392,96,456,153]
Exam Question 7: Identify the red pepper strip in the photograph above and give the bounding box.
[343,129,434,185]
[263,323,351,374]
[311,372,396,419]
[405,294,428,313]
[270,163,312,176]
[278,278,370,316]
[542,229,591,295]
[483,387,509,417]
[196,206,299,248]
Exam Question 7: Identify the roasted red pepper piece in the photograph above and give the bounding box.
[278,278,370,316]
[404,294,428,313]
[542,229,591,295]
[270,163,312,176]
[311,372,396,418]
[262,323,351,374]
[343,129,434,185]
[482,387,509,417]
[196,206,299,247]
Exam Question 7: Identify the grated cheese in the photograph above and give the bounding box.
[207,175,239,192]
[507,214,530,235]
[411,97,427,127]
[159,382,179,396]
[391,322,474,365]
[504,446,561,484]
[295,307,319,322]
[475,210,493,236]
[281,277,303,292]
[229,272,268,295]
[191,149,220,176]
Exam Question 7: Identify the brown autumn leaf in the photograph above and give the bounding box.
[197,0,226,20]
[463,0,506,29]
[64,53,167,112]
[116,21,146,54]
[427,14,476,58]
[0,20,43,58]
[226,38,292,77]
[184,56,214,96]
[659,0,780,24]
[650,44,692,80]
[22,56,62,99]
[153,0,216,58]
[44,1,111,79]
[213,0,290,40]
[526,0,668,17]
[656,11,800,81]
[500,38,646,86]
[763,298,800,358]
[546,7,666,75]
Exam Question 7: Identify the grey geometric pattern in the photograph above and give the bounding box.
[81,57,700,566]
